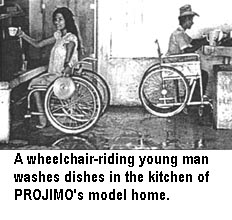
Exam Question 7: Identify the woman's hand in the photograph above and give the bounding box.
[16,28,25,38]
[62,66,72,77]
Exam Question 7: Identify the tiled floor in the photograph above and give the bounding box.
[1,105,232,150]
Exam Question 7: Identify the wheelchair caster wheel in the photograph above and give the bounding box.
[198,106,204,117]
[183,107,188,115]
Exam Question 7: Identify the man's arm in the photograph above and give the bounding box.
[184,37,208,53]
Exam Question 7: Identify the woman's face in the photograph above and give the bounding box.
[53,13,66,31]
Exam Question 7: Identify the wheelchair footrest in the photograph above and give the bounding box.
[25,112,45,117]
[31,112,45,116]
[24,114,31,119]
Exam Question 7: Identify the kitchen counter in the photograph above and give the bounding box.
[202,45,232,64]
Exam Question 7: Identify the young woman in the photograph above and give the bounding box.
[18,7,84,128]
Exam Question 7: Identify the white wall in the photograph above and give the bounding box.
[108,0,232,58]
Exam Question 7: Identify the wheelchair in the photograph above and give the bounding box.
[24,57,110,134]
[139,40,213,117]
[72,57,111,116]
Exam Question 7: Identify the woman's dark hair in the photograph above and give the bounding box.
[52,7,83,50]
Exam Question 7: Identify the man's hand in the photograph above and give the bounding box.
[191,37,209,47]
[184,37,209,53]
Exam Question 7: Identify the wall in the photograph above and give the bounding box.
[98,0,159,105]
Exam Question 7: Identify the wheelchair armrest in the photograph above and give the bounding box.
[163,53,200,64]
[29,85,48,90]
[82,57,97,62]
[74,57,97,66]
[73,57,98,71]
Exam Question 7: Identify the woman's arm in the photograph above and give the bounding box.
[62,41,76,76]
[64,41,75,64]
[19,31,56,48]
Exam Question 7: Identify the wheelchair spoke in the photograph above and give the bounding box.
[67,105,93,119]
[51,104,64,113]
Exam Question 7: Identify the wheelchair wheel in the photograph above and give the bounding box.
[74,68,110,115]
[52,136,95,150]
[139,65,190,117]
[44,76,101,134]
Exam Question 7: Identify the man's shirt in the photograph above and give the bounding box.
[166,26,192,55]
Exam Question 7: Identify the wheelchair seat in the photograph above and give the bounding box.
[162,53,201,78]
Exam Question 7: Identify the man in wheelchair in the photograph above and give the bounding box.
[167,4,209,102]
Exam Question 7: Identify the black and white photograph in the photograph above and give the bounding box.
[1,0,232,149]
[1,1,232,220]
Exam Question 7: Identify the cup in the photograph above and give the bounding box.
[202,45,215,55]
[205,30,223,46]
[8,27,18,36]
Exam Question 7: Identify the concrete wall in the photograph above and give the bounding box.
[97,0,158,105]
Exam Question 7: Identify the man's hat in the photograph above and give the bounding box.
[179,4,199,18]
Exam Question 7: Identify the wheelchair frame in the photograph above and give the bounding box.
[24,57,110,134]
[139,40,213,117]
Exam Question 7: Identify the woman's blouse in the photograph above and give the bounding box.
[48,31,78,74]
